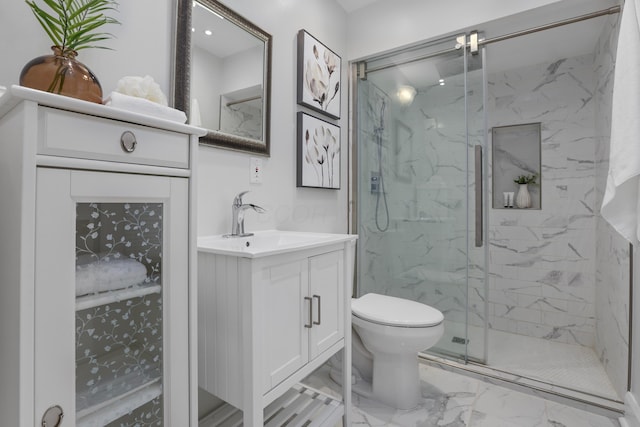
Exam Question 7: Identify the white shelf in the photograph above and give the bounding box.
[75,283,162,311]
[199,384,343,427]
[76,378,162,427]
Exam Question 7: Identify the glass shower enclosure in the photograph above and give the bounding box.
[354,33,488,363]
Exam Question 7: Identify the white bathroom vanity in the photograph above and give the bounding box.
[197,230,357,426]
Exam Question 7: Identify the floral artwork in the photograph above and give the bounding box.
[297,30,341,119]
[297,112,340,189]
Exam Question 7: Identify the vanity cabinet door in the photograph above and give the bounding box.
[34,167,190,427]
[308,250,345,360]
[262,259,309,391]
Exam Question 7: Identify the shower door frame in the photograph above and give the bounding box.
[348,32,489,365]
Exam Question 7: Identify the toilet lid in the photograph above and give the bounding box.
[352,293,444,327]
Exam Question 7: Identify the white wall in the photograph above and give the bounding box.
[0,0,349,238]
[346,0,566,60]
[193,45,223,130]
[346,0,621,61]
[0,1,174,99]
[221,46,263,94]
[195,0,348,236]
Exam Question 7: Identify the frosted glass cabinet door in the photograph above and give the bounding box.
[34,168,190,427]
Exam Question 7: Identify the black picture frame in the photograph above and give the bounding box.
[297,112,341,189]
[296,29,341,120]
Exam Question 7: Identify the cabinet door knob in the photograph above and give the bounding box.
[304,296,313,328]
[313,295,321,325]
[120,130,137,153]
[42,405,64,427]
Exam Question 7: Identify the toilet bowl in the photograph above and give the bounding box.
[332,293,444,410]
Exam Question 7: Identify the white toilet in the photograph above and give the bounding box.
[333,293,444,410]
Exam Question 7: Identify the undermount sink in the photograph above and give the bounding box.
[197,229,357,258]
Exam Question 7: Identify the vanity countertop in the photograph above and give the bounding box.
[197,229,357,258]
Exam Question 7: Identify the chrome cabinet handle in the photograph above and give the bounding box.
[120,130,137,153]
[304,296,313,328]
[42,405,64,427]
[313,295,321,325]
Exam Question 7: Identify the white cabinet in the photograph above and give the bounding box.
[198,234,355,426]
[0,86,204,427]
[262,250,344,390]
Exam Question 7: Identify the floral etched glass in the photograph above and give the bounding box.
[75,202,164,426]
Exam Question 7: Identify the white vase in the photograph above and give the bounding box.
[516,184,531,208]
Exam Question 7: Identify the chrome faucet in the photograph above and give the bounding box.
[224,191,266,238]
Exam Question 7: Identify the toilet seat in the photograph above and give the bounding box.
[352,293,444,328]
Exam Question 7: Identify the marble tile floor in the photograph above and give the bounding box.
[303,363,622,427]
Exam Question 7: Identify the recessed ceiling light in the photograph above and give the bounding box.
[204,29,212,36]
[191,27,195,32]
[396,85,416,105]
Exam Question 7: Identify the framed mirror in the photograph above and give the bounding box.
[174,0,272,155]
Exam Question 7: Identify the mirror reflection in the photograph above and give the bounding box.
[174,0,272,155]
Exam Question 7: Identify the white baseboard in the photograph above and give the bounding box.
[623,392,640,427]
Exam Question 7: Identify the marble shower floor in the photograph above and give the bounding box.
[434,324,620,403]
[487,329,620,401]
[303,363,622,427]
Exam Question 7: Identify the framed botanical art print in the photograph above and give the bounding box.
[297,29,341,120]
[297,112,341,189]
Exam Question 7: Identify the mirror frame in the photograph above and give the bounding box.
[174,0,272,155]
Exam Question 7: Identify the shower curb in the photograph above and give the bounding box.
[419,354,624,420]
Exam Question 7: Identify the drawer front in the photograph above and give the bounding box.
[38,107,190,168]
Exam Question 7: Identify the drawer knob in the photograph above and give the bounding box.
[41,405,64,426]
[120,131,137,153]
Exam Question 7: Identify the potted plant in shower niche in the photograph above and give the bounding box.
[513,174,537,208]
[20,0,120,104]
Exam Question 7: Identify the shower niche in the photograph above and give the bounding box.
[492,123,541,209]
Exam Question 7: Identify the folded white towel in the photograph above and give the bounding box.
[76,257,148,296]
[105,91,187,123]
[601,0,640,245]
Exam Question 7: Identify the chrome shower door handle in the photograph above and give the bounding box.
[475,145,483,247]
[313,295,321,325]
[304,296,313,328]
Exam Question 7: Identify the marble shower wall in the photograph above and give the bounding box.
[357,71,474,338]
[594,14,628,399]
[357,21,628,395]
[487,53,598,347]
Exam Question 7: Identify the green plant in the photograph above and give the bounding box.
[514,174,537,185]
[26,0,120,53]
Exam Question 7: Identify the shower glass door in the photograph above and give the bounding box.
[355,34,488,363]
